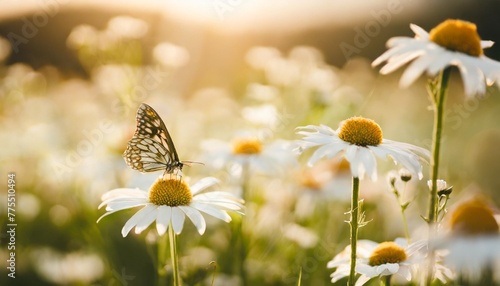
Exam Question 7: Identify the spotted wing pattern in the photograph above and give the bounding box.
[123,103,183,174]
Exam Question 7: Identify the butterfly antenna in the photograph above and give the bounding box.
[182,160,205,167]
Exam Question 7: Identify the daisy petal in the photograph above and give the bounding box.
[171,207,185,234]
[191,201,232,222]
[191,177,220,195]
[179,206,206,235]
[135,207,158,234]
[121,204,156,237]
[156,206,171,236]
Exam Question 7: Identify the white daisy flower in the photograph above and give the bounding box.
[295,116,430,180]
[97,177,244,236]
[201,136,297,176]
[435,199,500,284]
[372,19,500,97]
[327,238,426,285]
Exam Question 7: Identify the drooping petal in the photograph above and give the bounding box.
[102,199,148,211]
[179,206,206,235]
[190,177,220,195]
[307,142,344,166]
[358,147,378,181]
[134,207,158,234]
[377,263,399,275]
[121,204,156,237]
[397,265,412,281]
[410,23,430,39]
[344,145,364,179]
[101,188,147,201]
[171,207,185,234]
[399,52,436,87]
[190,201,232,222]
[330,264,350,283]
[156,206,171,236]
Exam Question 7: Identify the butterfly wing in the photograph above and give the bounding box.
[123,103,182,173]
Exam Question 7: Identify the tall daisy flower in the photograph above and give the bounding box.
[435,198,500,285]
[372,19,500,97]
[327,238,426,286]
[372,19,500,224]
[296,116,429,286]
[98,176,243,286]
[296,117,429,180]
[372,19,500,284]
[201,136,297,178]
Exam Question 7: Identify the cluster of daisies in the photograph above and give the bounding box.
[98,19,500,285]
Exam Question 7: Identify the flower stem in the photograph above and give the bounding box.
[384,275,392,286]
[401,207,410,243]
[236,162,250,286]
[424,68,451,286]
[157,232,168,286]
[428,68,451,224]
[348,176,360,286]
[168,226,181,286]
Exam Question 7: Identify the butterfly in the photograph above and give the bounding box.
[123,103,190,177]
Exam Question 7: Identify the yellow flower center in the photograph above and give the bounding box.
[148,178,192,206]
[450,199,499,236]
[232,138,263,155]
[338,117,383,146]
[369,242,407,266]
[429,19,483,57]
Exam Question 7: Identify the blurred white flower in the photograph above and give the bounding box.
[0,36,11,62]
[293,159,352,218]
[66,24,98,48]
[246,83,280,101]
[373,20,500,97]
[245,46,281,70]
[265,57,301,86]
[289,46,323,69]
[32,248,105,285]
[201,136,297,176]
[242,104,279,128]
[98,177,243,236]
[435,199,500,284]
[295,117,429,180]
[283,223,318,248]
[153,42,190,68]
[106,16,148,40]
[328,238,426,285]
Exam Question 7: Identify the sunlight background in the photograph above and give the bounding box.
[1,1,500,285]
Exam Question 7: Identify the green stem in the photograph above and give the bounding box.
[428,68,451,224]
[425,68,451,286]
[169,226,181,286]
[400,184,410,243]
[348,177,360,286]
[238,162,250,286]
[384,275,391,286]
[401,207,410,243]
[157,233,168,286]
